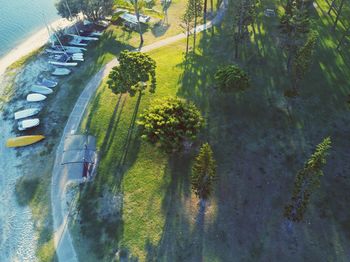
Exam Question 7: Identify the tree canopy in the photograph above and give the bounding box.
[107,51,157,97]
[285,137,332,222]
[214,64,250,91]
[191,143,217,199]
[137,97,204,151]
[291,31,318,89]
[56,0,114,21]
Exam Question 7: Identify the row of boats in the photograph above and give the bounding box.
[6,26,106,148]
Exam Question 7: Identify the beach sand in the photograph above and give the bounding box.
[0,17,75,78]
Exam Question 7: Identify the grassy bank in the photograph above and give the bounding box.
[74,0,350,261]
[9,0,202,261]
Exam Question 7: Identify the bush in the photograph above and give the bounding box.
[214,65,250,91]
[137,97,204,152]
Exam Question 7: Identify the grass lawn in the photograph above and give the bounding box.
[74,0,350,261]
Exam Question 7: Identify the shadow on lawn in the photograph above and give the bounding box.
[144,153,196,261]
[145,1,350,260]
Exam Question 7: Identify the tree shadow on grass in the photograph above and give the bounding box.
[144,153,195,261]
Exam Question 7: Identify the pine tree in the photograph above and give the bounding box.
[191,143,217,199]
[279,0,310,71]
[285,137,332,222]
[291,30,318,90]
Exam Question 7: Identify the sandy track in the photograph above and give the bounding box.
[51,2,228,260]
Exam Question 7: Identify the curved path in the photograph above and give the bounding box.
[51,2,228,261]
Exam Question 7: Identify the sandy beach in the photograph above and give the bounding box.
[0,17,75,78]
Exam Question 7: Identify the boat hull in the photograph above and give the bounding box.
[6,135,45,148]
[27,94,47,102]
[14,108,40,120]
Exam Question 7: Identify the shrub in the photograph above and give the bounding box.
[214,65,250,91]
[137,97,204,152]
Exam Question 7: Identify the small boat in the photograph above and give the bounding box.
[27,93,47,102]
[61,46,87,52]
[68,34,99,41]
[31,85,53,95]
[18,118,40,131]
[6,135,45,148]
[49,61,78,67]
[37,78,58,88]
[14,108,40,120]
[52,68,71,76]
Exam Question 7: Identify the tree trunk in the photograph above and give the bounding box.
[186,23,190,55]
[204,0,208,21]
[134,0,144,48]
[193,0,198,52]
[251,21,261,56]
[210,0,214,13]
[333,0,345,30]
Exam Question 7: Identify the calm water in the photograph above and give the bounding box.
[0,0,59,58]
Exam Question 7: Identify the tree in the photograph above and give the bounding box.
[291,31,318,90]
[191,0,203,51]
[107,51,156,98]
[279,0,310,71]
[284,137,332,222]
[191,143,217,200]
[129,0,146,47]
[214,65,250,91]
[182,2,195,55]
[232,0,256,59]
[137,97,204,152]
[56,0,114,21]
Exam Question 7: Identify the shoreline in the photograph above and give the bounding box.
[0,17,75,78]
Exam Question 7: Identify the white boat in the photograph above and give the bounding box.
[49,61,78,67]
[18,118,40,131]
[37,78,58,88]
[14,108,40,120]
[27,93,47,102]
[68,34,99,41]
[52,68,71,76]
[61,46,87,52]
[30,85,53,95]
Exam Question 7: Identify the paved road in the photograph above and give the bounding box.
[51,1,228,261]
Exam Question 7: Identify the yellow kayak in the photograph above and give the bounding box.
[6,135,45,148]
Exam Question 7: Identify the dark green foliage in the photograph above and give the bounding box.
[214,65,250,91]
[291,31,318,88]
[191,143,217,199]
[285,137,332,222]
[137,97,204,152]
[107,51,156,97]
[56,0,114,21]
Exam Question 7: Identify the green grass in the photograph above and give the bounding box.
[76,0,350,261]
[78,40,187,261]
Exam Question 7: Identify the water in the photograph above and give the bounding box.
[0,0,59,58]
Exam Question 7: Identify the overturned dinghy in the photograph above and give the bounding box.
[31,85,53,95]
[52,68,71,76]
[6,135,45,148]
[49,61,78,67]
[14,108,41,120]
[37,78,58,88]
[27,93,47,102]
[18,118,40,131]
